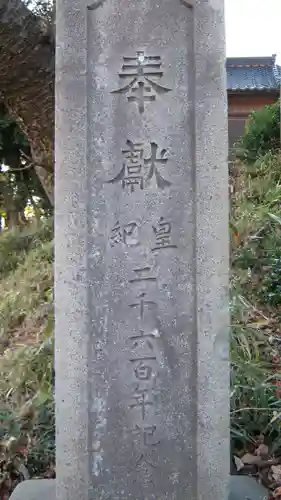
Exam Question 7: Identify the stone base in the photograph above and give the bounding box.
[9,476,269,500]
[229,475,269,500]
[9,479,55,500]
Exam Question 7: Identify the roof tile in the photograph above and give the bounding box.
[226,56,281,91]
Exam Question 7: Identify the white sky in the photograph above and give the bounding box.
[225,0,281,63]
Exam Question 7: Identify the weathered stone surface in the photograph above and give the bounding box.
[55,0,229,499]
[229,476,269,500]
[9,479,55,500]
[9,475,269,500]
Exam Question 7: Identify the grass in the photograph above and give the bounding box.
[0,242,53,349]
[0,218,54,496]
[230,151,281,454]
[0,218,53,280]
[231,307,281,451]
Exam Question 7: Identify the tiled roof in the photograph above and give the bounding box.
[226,55,281,91]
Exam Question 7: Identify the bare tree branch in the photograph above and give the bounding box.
[0,0,54,183]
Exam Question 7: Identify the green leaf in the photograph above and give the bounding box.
[268,213,281,225]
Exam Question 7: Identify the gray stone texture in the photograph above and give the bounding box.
[229,476,269,500]
[9,476,269,500]
[8,479,55,500]
[11,476,268,500]
[55,0,229,499]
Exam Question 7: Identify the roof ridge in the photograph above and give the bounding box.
[226,55,276,69]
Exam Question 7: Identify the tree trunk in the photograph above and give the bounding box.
[34,165,54,206]
[0,0,54,202]
[6,209,20,229]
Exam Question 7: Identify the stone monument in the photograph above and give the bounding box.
[11,0,230,499]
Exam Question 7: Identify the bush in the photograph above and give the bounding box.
[0,318,54,474]
[0,218,53,279]
[230,148,281,453]
[0,220,54,497]
[230,322,281,452]
[235,101,280,162]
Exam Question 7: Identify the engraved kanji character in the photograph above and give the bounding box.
[130,329,157,350]
[129,386,153,420]
[129,267,156,284]
[110,220,139,247]
[144,142,171,189]
[130,358,156,381]
[106,140,171,192]
[129,292,156,320]
[111,51,172,113]
[133,471,156,499]
[151,216,178,251]
[136,454,158,469]
[132,424,159,447]
[106,140,145,193]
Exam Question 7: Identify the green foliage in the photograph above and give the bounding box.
[257,249,281,307]
[0,220,54,496]
[235,101,280,162]
[1,322,54,474]
[231,328,281,450]
[0,105,53,221]
[0,111,29,154]
[230,150,281,452]
[0,218,53,279]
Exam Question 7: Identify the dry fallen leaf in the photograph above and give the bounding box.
[273,486,281,498]
[233,231,239,245]
[241,452,263,465]
[248,320,270,329]
[271,465,281,482]
[234,455,244,472]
